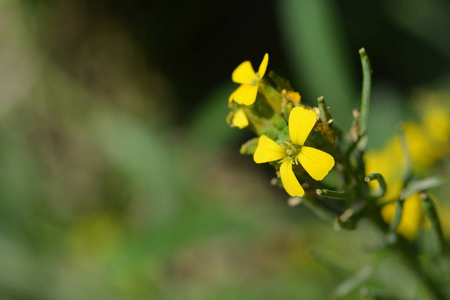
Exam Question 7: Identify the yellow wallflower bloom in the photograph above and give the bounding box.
[231,109,249,129]
[403,122,440,168]
[281,89,301,103]
[365,102,449,240]
[229,53,269,105]
[253,106,335,197]
[365,138,423,240]
[407,104,449,168]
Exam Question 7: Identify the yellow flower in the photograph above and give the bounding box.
[253,106,335,197]
[281,89,301,103]
[365,137,423,240]
[231,109,249,129]
[380,194,423,241]
[229,53,269,105]
[403,122,439,168]
[403,104,449,169]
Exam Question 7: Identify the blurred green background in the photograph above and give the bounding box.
[0,0,449,299]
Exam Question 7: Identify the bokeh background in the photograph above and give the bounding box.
[0,0,449,299]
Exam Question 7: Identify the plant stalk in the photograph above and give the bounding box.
[358,48,372,139]
[367,206,447,300]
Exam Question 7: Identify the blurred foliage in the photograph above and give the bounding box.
[0,0,448,299]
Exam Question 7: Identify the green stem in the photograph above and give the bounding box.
[365,173,387,198]
[399,127,413,185]
[421,193,446,255]
[316,189,350,200]
[367,207,447,300]
[300,196,337,224]
[389,199,404,234]
[358,48,372,139]
[317,96,331,123]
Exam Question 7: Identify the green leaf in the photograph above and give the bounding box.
[332,251,387,298]
[400,176,445,200]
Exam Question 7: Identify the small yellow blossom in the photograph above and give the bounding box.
[231,109,249,129]
[229,53,269,106]
[365,137,423,240]
[281,89,301,103]
[365,100,449,240]
[253,106,335,197]
[399,97,450,169]
[403,122,439,168]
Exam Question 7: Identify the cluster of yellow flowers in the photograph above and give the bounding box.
[228,54,269,129]
[227,53,448,243]
[365,95,450,239]
[226,51,449,299]
[227,54,335,197]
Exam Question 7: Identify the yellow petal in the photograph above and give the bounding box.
[232,84,258,106]
[232,61,256,84]
[232,109,249,129]
[282,90,301,103]
[289,106,317,146]
[381,194,423,240]
[254,135,287,164]
[423,106,450,144]
[297,146,334,181]
[280,160,305,197]
[257,53,269,79]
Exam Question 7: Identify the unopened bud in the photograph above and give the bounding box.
[287,197,302,207]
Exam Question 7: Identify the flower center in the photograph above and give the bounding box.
[283,141,302,164]
[250,74,260,85]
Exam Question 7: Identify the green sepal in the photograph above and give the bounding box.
[225,110,234,127]
[239,137,259,155]
[258,80,283,114]
[272,114,288,130]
